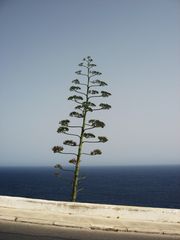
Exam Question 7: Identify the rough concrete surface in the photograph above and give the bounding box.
[0,196,179,236]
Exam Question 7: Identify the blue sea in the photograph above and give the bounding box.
[0,166,180,209]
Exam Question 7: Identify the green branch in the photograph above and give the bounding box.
[52,146,77,156]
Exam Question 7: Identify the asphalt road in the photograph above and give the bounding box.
[0,220,179,240]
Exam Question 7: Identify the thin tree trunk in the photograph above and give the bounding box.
[71,64,90,202]
[71,115,86,201]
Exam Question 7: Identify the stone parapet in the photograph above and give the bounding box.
[0,195,179,235]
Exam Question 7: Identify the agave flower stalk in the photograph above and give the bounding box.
[52,56,111,202]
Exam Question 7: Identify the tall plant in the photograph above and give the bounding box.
[52,56,111,202]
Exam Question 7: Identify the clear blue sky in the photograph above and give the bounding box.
[0,0,180,166]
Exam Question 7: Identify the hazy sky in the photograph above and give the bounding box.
[0,0,180,166]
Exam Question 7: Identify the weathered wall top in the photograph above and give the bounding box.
[0,195,180,223]
[0,195,180,235]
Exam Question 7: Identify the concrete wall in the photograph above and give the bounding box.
[0,195,180,223]
[0,195,180,235]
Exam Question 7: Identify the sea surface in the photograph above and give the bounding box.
[0,166,180,209]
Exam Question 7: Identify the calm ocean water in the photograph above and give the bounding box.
[0,166,179,209]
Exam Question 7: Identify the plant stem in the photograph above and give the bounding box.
[71,62,90,202]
